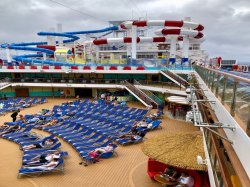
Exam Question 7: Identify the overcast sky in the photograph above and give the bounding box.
[0,0,250,62]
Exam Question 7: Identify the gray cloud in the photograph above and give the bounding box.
[0,0,249,61]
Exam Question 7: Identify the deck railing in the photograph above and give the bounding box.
[8,78,126,84]
[194,65,250,135]
[162,70,190,88]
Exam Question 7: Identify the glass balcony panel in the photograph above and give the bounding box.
[234,81,250,131]
[224,78,234,108]
[218,75,225,99]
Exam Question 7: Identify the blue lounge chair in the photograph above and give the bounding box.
[38,97,47,104]
[80,144,118,166]
[18,159,64,178]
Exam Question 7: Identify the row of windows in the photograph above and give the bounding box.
[221,60,236,65]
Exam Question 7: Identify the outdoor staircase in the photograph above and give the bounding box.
[124,80,159,109]
[0,78,11,90]
[160,70,190,88]
[134,80,164,109]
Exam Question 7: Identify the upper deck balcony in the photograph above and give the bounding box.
[0,58,193,72]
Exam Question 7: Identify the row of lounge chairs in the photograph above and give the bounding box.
[0,122,66,178]
[18,135,65,178]
[23,99,150,165]
[45,100,143,163]
[0,97,47,115]
[3,98,162,173]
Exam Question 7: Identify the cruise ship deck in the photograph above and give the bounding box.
[0,98,199,187]
[0,15,249,187]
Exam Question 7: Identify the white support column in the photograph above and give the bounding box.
[169,36,177,65]
[83,44,86,64]
[113,31,118,38]
[57,23,63,46]
[85,34,92,63]
[6,48,11,63]
[47,28,55,45]
[126,44,131,60]
[110,53,114,63]
[90,42,94,63]
[182,36,190,66]
[96,46,99,64]
[43,53,46,60]
[182,17,191,66]
[131,25,137,64]
[126,29,131,59]
[73,41,76,64]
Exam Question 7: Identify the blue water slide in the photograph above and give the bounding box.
[1,42,54,55]
[10,46,54,54]
[6,42,47,46]
[1,25,119,65]
[36,26,118,43]
[15,54,43,59]
[37,32,80,43]
[13,55,72,66]
[65,26,118,35]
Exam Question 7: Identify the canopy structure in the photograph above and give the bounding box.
[142,131,207,171]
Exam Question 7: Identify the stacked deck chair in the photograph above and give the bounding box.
[0,122,66,178]
[18,135,65,178]
[18,157,64,178]
[18,150,67,178]
[21,135,61,154]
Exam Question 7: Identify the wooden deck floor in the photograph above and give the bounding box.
[0,98,199,187]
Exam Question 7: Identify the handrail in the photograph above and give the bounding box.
[136,80,183,90]
[6,77,188,88]
[196,66,250,84]
[163,69,189,87]
[0,78,11,88]
[124,80,158,108]
[6,78,126,84]
[134,80,163,105]
[124,81,150,104]
[192,75,250,187]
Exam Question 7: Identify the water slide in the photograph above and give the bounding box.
[93,20,204,45]
[93,36,176,45]
[92,20,205,64]
[1,26,118,65]
[154,28,204,39]
[120,20,204,31]
[92,34,204,45]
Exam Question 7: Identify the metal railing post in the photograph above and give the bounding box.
[247,108,250,137]
[211,72,215,92]
[208,71,212,88]
[230,81,238,116]
[221,76,228,105]
[215,74,220,97]
[206,70,210,85]
[203,69,207,83]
